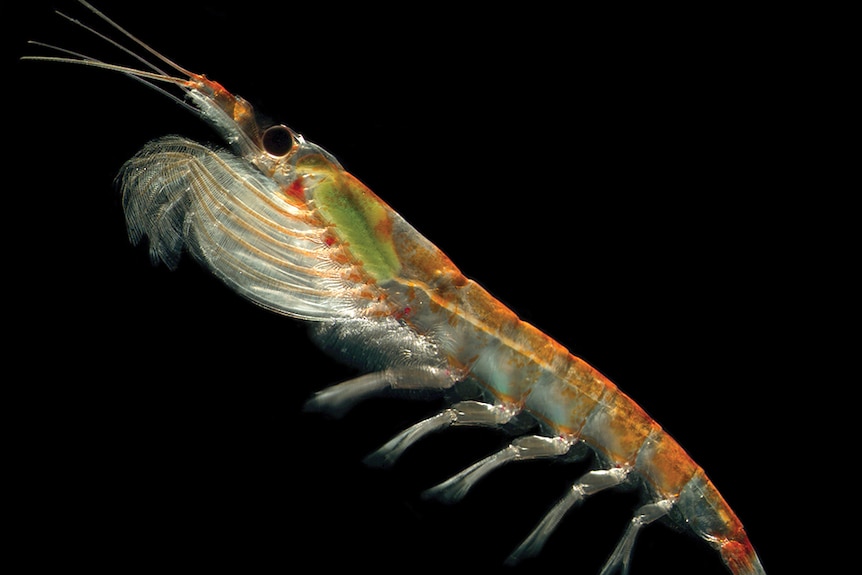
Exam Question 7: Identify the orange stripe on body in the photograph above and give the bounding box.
[388,223,705,494]
[636,429,700,497]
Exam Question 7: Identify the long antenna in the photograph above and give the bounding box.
[23,49,186,85]
[21,2,199,114]
[52,9,170,77]
[75,0,195,78]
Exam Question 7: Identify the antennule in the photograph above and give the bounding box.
[21,53,187,86]
[76,0,194,77]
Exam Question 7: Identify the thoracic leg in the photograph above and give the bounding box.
[422,434,574,503]
[364,401,518,468]
[303,365,456,417]
[505,467,629,566]
[598,499,673,575]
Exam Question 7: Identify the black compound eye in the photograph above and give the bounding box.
[262,124,295,157]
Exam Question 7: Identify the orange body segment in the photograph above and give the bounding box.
[636,428,700,497]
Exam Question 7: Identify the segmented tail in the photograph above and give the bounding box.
[721,538,767,575]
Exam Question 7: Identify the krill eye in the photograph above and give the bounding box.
[262,125,295,157]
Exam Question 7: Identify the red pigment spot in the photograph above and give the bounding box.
[324,235,336,247]
[205,77,227,95]
[393,307,412,320]
[285,180,305,200]
[374,215,393,240]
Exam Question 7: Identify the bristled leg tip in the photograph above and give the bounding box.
[362,450,396,469]
[502,554,521,568]
[302,393,342,417]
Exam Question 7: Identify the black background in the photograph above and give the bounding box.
[7,2,824,573]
